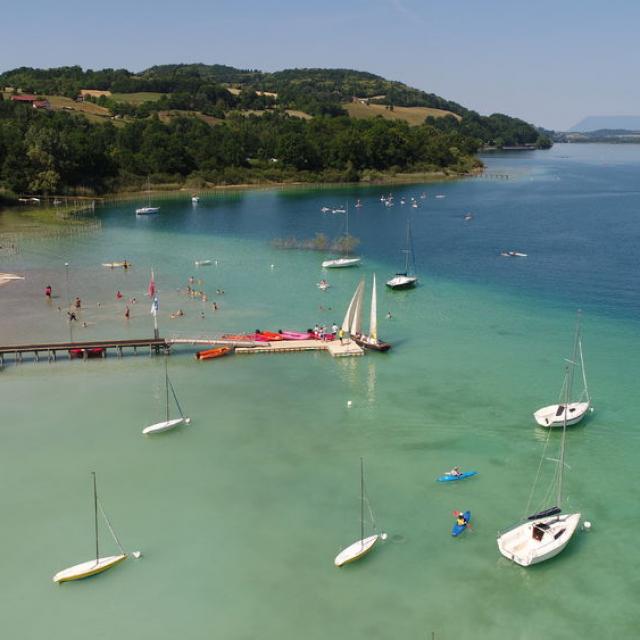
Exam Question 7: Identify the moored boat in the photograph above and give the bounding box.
[195,346,231,360]
[534,314,590,428]
[53,472,128,583]
[353,274,392,351]
[387,221,418,290]
[142,359,191,435]
[335,459,385,567]
[498,367,582,566]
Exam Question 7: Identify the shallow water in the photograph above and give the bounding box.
[1,144,638,638]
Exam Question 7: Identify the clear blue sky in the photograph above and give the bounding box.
[2,0,639,130]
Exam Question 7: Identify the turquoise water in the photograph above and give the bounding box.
[1,144,639,638]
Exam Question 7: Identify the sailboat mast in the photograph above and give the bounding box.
[579,339,590,402]
[404,222,410,273]
[567,311,582,402]
[345,203,349,257]
[360,457,364,543]
[92,471,99,563]
[165,358,170,422]
[557,367,569,507]
[369,274,378,342]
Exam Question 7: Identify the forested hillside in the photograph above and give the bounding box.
[0,64,551,196]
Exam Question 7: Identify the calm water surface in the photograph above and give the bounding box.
[0,144,638,638]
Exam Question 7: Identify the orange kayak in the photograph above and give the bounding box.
[195,347,231,361]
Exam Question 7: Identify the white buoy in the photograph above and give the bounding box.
[583,521,592,531]
[381,533,388,541]
[347,400,353,408]
[270,264,275,269]
[132,551,142,559]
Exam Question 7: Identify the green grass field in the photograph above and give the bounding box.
[343,102,460,125]
[110,92,167,104]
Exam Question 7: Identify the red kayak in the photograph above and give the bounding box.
[69,347,105,359]
[195,346,231,361]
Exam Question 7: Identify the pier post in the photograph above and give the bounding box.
[117,346,123,358]
[34,351,40,362]
[16,351,22,363]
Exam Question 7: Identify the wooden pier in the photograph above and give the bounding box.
[0,338,168,365]
[235,339,364,357]
[0,336,364,366]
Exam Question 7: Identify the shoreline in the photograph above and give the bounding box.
[1,168,481,213]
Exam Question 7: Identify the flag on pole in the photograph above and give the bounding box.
[150,296,159,317]
[147,270,156,298]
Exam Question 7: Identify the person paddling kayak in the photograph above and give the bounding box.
[447,466,462,477]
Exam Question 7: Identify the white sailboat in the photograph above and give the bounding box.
[335,459,385,567]
[534,315,591,428]
[386,220,418,290]
[322,204,361,268]
[53,472,128,583]
[340,279,365,342]
[497,368,581,566]
[354,274,391,351]
[143,359,191,435]
[136,177,160,215]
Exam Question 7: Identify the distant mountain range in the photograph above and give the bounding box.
[569,116,640,132]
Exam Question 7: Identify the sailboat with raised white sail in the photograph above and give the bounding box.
[386,220,418,289]
[335,458,386,567]
[322,204,361,268]
[497,368,581,566]
[354,274,391,351]
[341,279,365,341]
[534,313,591,428]
[135,177,160,215]
[53,472,128,583]
[143,358,191,435]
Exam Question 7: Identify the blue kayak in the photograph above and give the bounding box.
[437,471,478,483]
[452,511,471,537]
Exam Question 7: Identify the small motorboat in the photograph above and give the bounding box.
[194,259,212,266]
[195,346,231,361]
[135,207,160,215]
[332,207,347,214]
[322,257,361,269]
[501,251,527,258]
[321,207,331,213]
[191,195,200,203]
[317,280,330,290]
[435,194,446,199]
[102,262,131,268]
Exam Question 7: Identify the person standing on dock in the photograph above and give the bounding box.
[338,328,344,344]
[45,285,52,299]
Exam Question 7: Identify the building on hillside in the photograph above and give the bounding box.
[10,94,50,109]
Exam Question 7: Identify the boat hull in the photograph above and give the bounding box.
[53,554,127,583]
[437,471,478,483]
[452,511,471,537]
[143,417,187,435]
[322,258,361,269]
[195,347,231,361]
[534,401,590,427]
[334,534,379,567]
[135,207,159,215]
[386,275,417,290]
[497,513,581,566]
[353,336,391,352]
